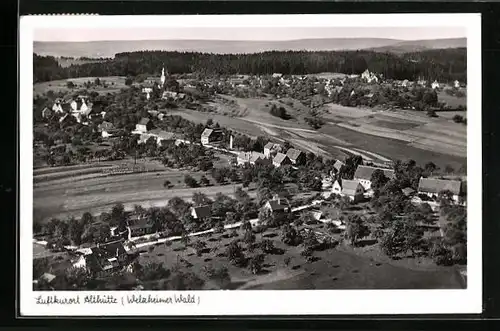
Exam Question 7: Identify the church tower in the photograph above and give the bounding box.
[160,66,166,85]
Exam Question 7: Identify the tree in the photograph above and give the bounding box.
[67,217,84,246]
[424,162,438,175]
[226,241,246,267]
[281,224,303,246]
[370,169,389,193]
[248,254,265,274]
[184,175,198,188]
[111,203,126,228]
[181,232,191,249]
[259,239,276,254]
[64,267,91,289]
[192,240,207,256]
[243,229,256,246]
[168,197,192,219]
[199,175,210,186]
[125,77,133,86]
[192,192,212,207]
[258,208,274,226]
[163,180,172,188]
[344,215,370,246]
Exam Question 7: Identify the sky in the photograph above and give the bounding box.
[34,26,466,42]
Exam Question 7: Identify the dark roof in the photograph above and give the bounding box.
[266,199,288,212]
[192,205,212,219]
[85,239,127,273]
[402,187,416,196]
[138,118,150,125]
[250,151,266,163]
[273,152,289,165]
[418,177,461,195]
[340,179,363,196]
[286,148,303,161]
[354,165,395,181]
[129,217,153,230]
[334,160,345,171]
[91,239,127,259]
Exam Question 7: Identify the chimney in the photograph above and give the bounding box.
[116,247,119,257]
[229,135,234,150]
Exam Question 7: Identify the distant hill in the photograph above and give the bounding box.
[31,38,461,58]
[369,38,466,53]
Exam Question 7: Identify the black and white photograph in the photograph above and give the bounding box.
[20,14,482,316]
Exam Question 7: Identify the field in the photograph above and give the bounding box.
[56,58,108,68]
[33,159,250,223]
[133,225,464,290]
[33,76,129,96]
[438,90,467,108]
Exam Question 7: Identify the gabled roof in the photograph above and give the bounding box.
[40,273,56,283]
[265,199,288,212]
[418,177,461,195]
[354,165,395,181]
[264,142,275,150]
[201,128,214,138]
[250,151,266,163]
[273,152,289,165]
[340,179,363,196]
[237,151,252,163]
[129,216,153,230]
[334,160,345,171]
[192,205,212,219]
[286,148,303,161]
[98,121,114,131]
[91,239,127,259]
[402,187,416,196]
[138,118,150,125]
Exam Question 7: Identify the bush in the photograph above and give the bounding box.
[452,115,464,123]
[184,175,198,188]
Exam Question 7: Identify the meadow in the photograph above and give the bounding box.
[33,76,129,96]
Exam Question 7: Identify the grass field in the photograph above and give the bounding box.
[33,76,129,96]
[33,163,252,223]
[133,225,464,290]
[438,91,467,108]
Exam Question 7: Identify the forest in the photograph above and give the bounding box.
[33,48,466,83]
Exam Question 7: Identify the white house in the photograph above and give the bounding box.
[237,152,252,166]
[272,73,283,78]
[353,165,396,191]
[417,177,462,203]
[401,79,410,87]
[454,80,460,89]
[52,99,63,113]
[201,128,223,146]
[142,87,153,100]
[332,179,364,202]
[431,80,440,89]
[263,142,282,158]
[361,69,379,83]
[135,118,152,133]
[160,66,166,85]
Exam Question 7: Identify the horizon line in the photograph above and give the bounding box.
[34,36,467,43]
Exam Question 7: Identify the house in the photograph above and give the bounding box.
[333,160,345,173]
[98,121,115,137]
[135,118,153,133]
[354,165,396,191]
[454,80,460,89]
[201,128,223,146]
[236,151,252,166]
[263,196,289,214]
[272,73,283,78]
[250,152,270,166]
[401,79,410,87]
[431,80,440,89]
[402,187,416,197]
[127,216,155,238]
[142,87,153,100]
[273,152,292,167]
[332,179,364,202]
[39,272,57,284]
[361,69,379,83]
[191,205,212,220]
[417,177,462,203]
[162,91,178,100]
[52,99,64,113]
[263,142,282,158]
[41,107,52,119]
[72,239,129,277]
[286,148,305,165]
[154,130,177,145]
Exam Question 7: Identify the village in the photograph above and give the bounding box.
[33,61,467,291]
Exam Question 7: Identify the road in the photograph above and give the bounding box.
[127,201,323,250]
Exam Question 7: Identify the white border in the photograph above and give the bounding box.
[20,14,482,316]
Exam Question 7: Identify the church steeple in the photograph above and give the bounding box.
[160,65,166,85]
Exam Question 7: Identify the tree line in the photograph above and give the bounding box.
[34,48,466,83]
